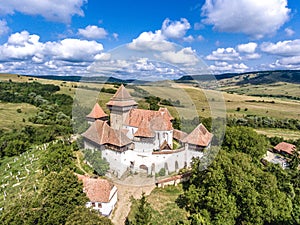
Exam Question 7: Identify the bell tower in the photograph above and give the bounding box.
[106,84,137,130]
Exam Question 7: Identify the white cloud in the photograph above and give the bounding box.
[244,53,261,59]
[201,0,290,38]
[237,42,257,53]
[196,35,204,41]
[112,33,119,40]
[183,35,194,42]
[0,0,86,23]
[0,19,9,36]
[285,28,295,37]
[161,18,190,39]
[160,47,199,65]
[46,39,103,62]
[260,39,300,56]
[128,18,192,51]
[209,61,248,73]
[127,30,174,51]
[206,47,241,61]
[78,25,108,39]
[0,30,105,75]
[194,22,204,30]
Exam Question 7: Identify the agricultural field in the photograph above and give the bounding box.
[254,128,300,140]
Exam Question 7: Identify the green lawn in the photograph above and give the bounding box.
[127,185,189,225]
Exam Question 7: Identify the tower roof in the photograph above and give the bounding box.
[106,84,137,107]
[86,103,107,119]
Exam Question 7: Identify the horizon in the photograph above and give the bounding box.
[0,0,300,80]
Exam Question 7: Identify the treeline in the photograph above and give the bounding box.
[227,115,300,130]
[0,125,71,159]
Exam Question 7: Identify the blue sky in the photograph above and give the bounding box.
[0,0,299,79]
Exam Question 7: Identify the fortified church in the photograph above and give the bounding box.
[82,84,213,177]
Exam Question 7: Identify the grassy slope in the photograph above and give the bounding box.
[0,102,38,130]
[0,146,44,208]
[127,185,189,225]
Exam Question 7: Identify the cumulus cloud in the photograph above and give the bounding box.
[183,35,194,42]
[127,30,174,51]
[206,47,241,61]
[285,28,295,37]
[128,18,193,51]
[209,61,248,73]
[78,25,108,39]
[0,19,9,36]
[160,47,199,65]
[201,0,290,38]
[161,18,190,39]
[46,39,103,62]
[260,39,300,56]
[0,0,86,23]
[0,30,104,75]
[237,42,257,53]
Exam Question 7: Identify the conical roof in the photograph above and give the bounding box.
[86,103,107,119]
[107,84,137,107]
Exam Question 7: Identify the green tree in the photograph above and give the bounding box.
[65,206,113,225]
[222,126,268,160]
[127,193,152,225]
[40,141,75,174]
[178,150,293,225]
[83,149,109,176]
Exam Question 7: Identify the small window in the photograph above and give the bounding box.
[91,202,96,207]
[98,203,102,208]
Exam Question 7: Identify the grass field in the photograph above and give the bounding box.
[0,102,38,130]
[127,185,189,225]
[255,128,300,140]
[1,73,299,122]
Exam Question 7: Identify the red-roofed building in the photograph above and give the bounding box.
[82,84,213,178]
[77,174,118,216]
[273,142,297,156]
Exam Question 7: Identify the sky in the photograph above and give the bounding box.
[0,0,299,80]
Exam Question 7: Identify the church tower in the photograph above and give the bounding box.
[106,84,138,130]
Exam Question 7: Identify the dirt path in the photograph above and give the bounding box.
[109,174,156,225]
[75,151,88,175]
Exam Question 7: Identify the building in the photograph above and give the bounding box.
[82,84,213,178]
[77,174,118,216]
[273,142,297,156]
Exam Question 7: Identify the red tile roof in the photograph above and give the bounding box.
[86,103,107,119]
[173,129,188,142]
[77,174,114,203]
[82,120,132,147]
[134,119,155,137]
[274,142,296,155]
[106,84,138,107]
[182,123,213,147]
[125,108,173,132]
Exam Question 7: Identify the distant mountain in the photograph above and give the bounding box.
[176,70,300,85]
[25,75,148,84]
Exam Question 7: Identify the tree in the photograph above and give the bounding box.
[65,206,113,225]
[178,150,293,225]
[127,193,152,225]
[83,149,109,176]
[222,126,269,160]
[40,141,75,174]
